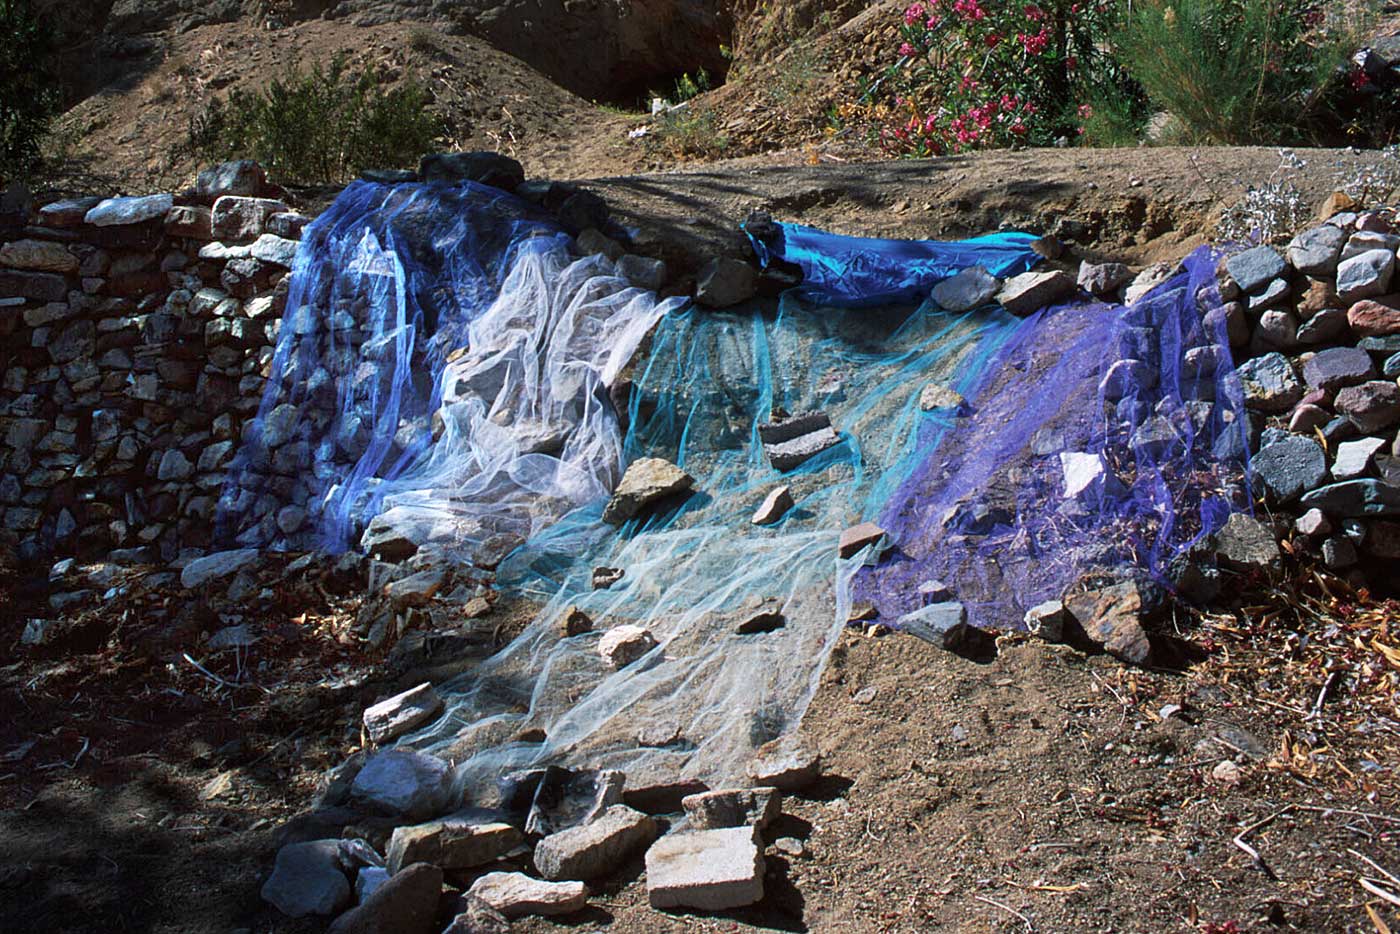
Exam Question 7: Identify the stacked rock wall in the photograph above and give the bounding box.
[0,163,310,563]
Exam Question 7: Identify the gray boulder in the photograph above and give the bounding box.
[1287,225,1346,276]
[931,266,999,311]
[695,257,759,308]
[534,804,658,881]
[1253,434,1327,501]
[261,840,351,918]
[1224,245,1286,293]
[350,749,454,819]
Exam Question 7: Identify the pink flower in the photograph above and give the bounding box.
[985,31,1002,47]
[904,3,926,25]
[899,42,916,56]
[1078,103,1094,118]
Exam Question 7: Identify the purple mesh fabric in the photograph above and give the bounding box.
[852,246,1252,629]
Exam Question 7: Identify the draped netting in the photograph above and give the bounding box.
[218,180,681,565]
[220,179,1250,797]
[851,247,1253,627]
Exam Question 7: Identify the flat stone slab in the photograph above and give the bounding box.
[682,787,781,830]
[838,522,887,559]
[746,737,820,791]
[602,457,693,524]
[534,804,658,881]
[1212,513,1280,571]
[1299,479,1400,516]
[467,872,587,918]
[363,682,444,745]
[85,193,173,227]
[931,265,999,312]
[1302,346,1376,391]
[1225,245,1286,293]
[752,485,794,525]
[1333,436,1387,480]
[645,826,765,910]
[996,269,1076,315]
[386,814,523,873]
[181,548,260,589]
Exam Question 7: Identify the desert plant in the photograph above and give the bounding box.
[0,0,59,183]
[1114,0,1364,145]
[189,55,445,186]
[868,0,1143,156]
[648,108,729,159]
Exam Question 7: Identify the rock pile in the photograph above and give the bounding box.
[0,161,305,561]
[1215,208,1400,580]
[269,744,802,927]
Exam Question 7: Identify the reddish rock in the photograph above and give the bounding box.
[1335,380,1400,432]
[1348,297,1400,337]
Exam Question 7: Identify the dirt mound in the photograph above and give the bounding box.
[46,18,652,194]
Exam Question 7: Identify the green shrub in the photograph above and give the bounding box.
[189,56,445,186]
[670,69,712,104]
[1115,0,1364,145]
[0,0,59,184]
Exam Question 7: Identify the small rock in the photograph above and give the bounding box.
[919,382,966,413]
[1236,352,1303,413]
[386,815,524,874]
[384,568,446,609]
[602,457,693,524]
[1302,346,1376,391]
[746,738,820,791]
[1297,306,1349,344]
[1336,381,1400,433]
[349,749,454,819]
[617,254,667,291]
[1024,600,1068,641]
[1210,759,1242,785]
[1060,451,1123,499]
[597,624,657,668]
[1295,508,1332,537]
[895,601,968,649]
[838,521,887,559]
[591,567,624,590]
[355,866,389,904]
[1212,513,1280,571]
[442,896,510,934]
[1076,261,1132,296]
[1125,263,1177,305]
[85,193,173,227]
[931,265,999,312]
[180,548,259,589]
[752,485,794,525]
[261,840,351,918]
[1225,245,1286,293]
[561,605,593,636]
[734,596,785,634]
[198,160,268,199]
[1287,225,1346,276]
[1333,436,1387,480]
[363,683,444,745]
[645,826,765,910]
[695,257,758,308]
[682,787,781,830]
[996,269,1077,315]
[1289,403,1331,434]
[1336,249,1395,303]
[533,804,658,881]
[1253,434,1327,501]
[1300,479,1400,516]
[1322,536,1358,568]
[467,872,587,919]
[327,862,442,934]
[1063,580,1152,664]
[773,836,807,858]
[1348,297,1400,337]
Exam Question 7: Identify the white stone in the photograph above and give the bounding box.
[250,233,300,267]
[752,485,794,525]
[84,194,173,227]
[1060,451,1122,499]
[645,826,765,910]
[363,682,444,744]
[1336,248,1395,303]
[597,624,657,668]
[1333,436,1387,480]
[349,748,454,819]
[467,872,587,918]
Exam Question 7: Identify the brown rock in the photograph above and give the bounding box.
[1347,296,1400,337]
[328,862,442,934]
[1063,580,1152,664]
[1318,190,1358,221]
[561,605,593,636]
[838,522,887,559]
[1295,277,1338,319]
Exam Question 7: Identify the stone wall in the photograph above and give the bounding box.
[0,161,310,563]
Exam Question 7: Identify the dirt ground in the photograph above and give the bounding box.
[3,551,1396,934]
